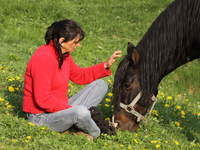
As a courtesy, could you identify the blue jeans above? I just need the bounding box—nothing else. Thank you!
[27,79,108,138]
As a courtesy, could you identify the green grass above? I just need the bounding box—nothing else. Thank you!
[0,0,199,149]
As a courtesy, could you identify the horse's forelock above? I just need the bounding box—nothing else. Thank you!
[112,57,130,108]
[113,57,130,89]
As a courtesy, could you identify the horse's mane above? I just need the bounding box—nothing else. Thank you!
[138,0,200,94]
[113,0,200,108]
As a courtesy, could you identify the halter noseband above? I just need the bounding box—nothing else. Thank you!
[111,92,157,128]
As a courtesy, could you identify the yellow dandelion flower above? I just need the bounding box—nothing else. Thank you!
[24,139,29,143]
[175,121,180,127]
[190,142,196,147]
[27,122,36,126]
[5,102,10,106]
[120,144,124,147]
[180,111,186,116]
[0,97,5,102]
[68,83,73,88]
[175,105,182,110]
[104,104,110,107]
[133,139,139,144]
[11,139,18,143]
[26,136,32,140]
[185,98,189,102]
[107,79,112,84]
[105,98,111,103]
[8,77,15,81]
[164,104,170,107]
[151,110,159,116]
[128,145,132,150]
[157,91,165,99]
[174,140,180,145]
[8,78,13,82]
[40,127,46,130]
[15,76,20,80]
[104,143,108,146]
[8,86,15,92]
[181,115,185,119]
[150,140,159,144]
[105,117,110,121]
[155,144,161,149]
[176,94,182,99]
[15,87,19,91]
[6,104,14,109]
[166,96,173,100]
[107,92,113,97]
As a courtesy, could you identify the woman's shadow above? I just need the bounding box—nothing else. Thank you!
[3,80,26,118]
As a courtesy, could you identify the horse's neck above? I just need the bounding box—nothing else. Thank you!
[137,0,200,95]
[139,45,199,96]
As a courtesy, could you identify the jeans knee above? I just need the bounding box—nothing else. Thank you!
[92,127,101,138]
[75,106,101,138]
[95,79,108,94]
[76,106,91,121]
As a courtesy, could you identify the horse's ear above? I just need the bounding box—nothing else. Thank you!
[127,42,140,65]
[127,42,135,56]
[132,49,140,65]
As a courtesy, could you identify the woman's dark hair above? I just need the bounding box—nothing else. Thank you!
[45,19,85,68]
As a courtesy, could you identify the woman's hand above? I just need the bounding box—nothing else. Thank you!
[104,50,122,69]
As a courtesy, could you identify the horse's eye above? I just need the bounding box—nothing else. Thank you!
[124,83,130,88]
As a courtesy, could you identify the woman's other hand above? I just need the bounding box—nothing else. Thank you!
[104,50,122,69]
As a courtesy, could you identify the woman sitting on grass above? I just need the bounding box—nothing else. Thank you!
[22,19,121,139]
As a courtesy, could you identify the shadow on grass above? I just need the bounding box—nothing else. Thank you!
[3,81,26,118]
[155,101,200,143]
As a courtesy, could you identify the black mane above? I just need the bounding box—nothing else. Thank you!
[138,0,200,94]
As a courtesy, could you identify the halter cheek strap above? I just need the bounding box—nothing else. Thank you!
[120,92,144,122]
[120,103,145,122]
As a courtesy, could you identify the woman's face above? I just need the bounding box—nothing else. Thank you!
[60,36,81,54]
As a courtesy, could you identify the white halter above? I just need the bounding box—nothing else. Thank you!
[111,92,157,127]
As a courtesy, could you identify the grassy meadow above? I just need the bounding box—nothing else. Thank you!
[0,0,199,149]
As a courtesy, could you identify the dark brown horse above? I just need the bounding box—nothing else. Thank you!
[112,0,200,131]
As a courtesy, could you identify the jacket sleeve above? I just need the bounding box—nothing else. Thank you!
[31,55,68,112]
[69,55,112,85]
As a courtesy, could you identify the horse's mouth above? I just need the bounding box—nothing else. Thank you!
[112,109,139,132]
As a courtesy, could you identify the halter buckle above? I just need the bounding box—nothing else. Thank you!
[126,106,132,112]
[119,92,157,122]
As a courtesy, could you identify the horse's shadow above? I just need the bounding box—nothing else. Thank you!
[155,101,200,143]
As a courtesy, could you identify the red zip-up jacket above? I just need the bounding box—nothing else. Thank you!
[22,42,112,114]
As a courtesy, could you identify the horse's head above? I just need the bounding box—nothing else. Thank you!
[112,42,157,131]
